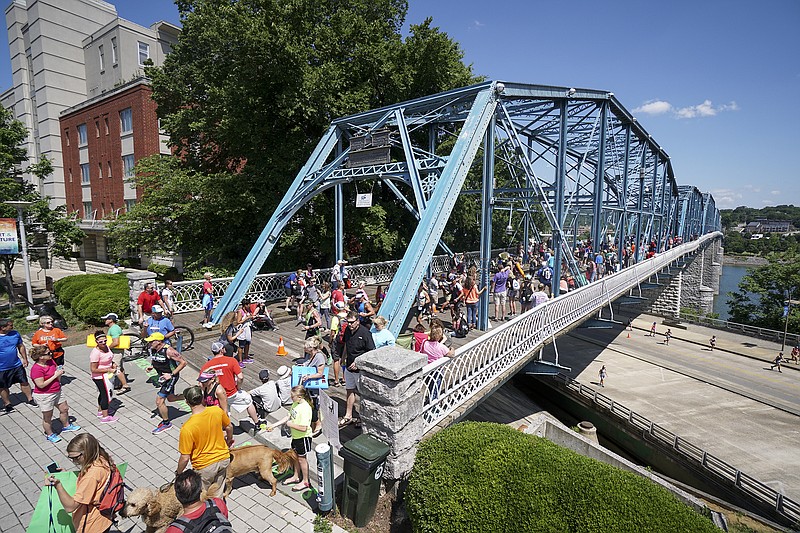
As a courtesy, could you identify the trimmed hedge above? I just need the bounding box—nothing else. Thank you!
[53,273,129,325]
[405,422,717,533]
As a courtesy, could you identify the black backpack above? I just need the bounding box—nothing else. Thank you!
[169,500,233,533]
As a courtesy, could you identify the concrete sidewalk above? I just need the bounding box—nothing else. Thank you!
[0,342,347,533]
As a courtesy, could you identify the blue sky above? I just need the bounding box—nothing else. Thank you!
[2,0,798,209]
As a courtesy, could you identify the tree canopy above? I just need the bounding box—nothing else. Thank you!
[727,251,800,334]
[0,106,85,301]
[111,0,482,271]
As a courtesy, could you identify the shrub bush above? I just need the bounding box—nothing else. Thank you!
[405,422,718,533]
[53,274,129,325]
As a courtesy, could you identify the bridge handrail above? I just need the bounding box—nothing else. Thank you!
[167,249,509,314]
[420,232,722,433]
[551,372,800,524]
[677,313,800,348]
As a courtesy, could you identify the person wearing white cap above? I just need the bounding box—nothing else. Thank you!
[103,313,130,393]
[328,302,348,386]
[330,259,345,290]
[276,365,292,405]
[144,305,176,345]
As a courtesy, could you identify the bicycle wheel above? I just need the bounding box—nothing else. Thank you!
[121,332,148,362]
[174,325,195,351]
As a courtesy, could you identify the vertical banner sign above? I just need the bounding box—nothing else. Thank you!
[0,218,19,255]
[318,389,341,451]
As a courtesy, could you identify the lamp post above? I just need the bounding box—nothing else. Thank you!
[4,200,38,320]
[781,288,795,353]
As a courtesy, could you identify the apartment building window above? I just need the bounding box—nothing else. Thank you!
[122,155,135,177]
[138,41,150,66]
[125,199,136,212]
[68,169,73,183]
[77,124,87,145]
[98,162,103,178]
[95,121,100,137]
[99,44,105,71]
[111,37,117,65]
[108,161,112,178]
[83,202,93,219]
[120,108,132,134]
[104,117,109,135]
[80,163,90,184]
[65,130,70,146]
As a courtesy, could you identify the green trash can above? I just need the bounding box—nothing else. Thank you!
[339,434,391,527]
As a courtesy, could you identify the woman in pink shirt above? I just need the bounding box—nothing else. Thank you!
[420,327,454,401]
[89,331,117,423]
[29,345,81,443]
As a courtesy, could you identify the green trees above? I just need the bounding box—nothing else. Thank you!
[406,422,718,533]
[110,0,480,271]
[0,107,84,302]
[727,252,800,333]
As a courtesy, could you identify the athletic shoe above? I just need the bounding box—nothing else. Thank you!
[46,433,62,443]
[99,416,118,423]
[97,411,103,417]
[3,404,13,413]
[152,421,172,434]
[284,307,291,312]
[62,424,81,432]
[27,399,38,407]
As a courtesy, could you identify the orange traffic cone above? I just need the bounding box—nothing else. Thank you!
[276,337,287,356]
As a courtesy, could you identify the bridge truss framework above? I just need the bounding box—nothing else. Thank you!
[212,81,721,336]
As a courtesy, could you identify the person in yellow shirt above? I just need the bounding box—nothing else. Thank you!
[268,385,313,492]
[175,386,233,497]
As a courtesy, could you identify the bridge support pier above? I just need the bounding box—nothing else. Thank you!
[357,346,427,480]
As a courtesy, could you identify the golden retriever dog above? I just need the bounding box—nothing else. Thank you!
[120,482,217,533]
[225,444,297,497]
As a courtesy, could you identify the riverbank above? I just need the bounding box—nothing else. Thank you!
[723,254,768,267]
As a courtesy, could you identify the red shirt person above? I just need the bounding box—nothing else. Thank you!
[137,282,163,326]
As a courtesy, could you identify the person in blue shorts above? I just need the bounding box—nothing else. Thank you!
[0,318,36,412]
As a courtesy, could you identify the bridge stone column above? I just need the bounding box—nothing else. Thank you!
[358,346,427,480]
[127,271,156,324]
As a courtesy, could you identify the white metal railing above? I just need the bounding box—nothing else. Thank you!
[678,313,800,348]
[552,372,800,525]
[168,249,508,314]
[420,232,723,433]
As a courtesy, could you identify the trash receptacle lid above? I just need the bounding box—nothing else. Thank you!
[340,434,390,462]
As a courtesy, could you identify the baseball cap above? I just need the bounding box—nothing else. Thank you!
[144,332,165,342]
[151,305,163,313]
[197,371,216,382]
[277,365,290,379]
[101,312,119,321]
[258,369,270,382]
[211,341,225,354]
[334,301,346,310]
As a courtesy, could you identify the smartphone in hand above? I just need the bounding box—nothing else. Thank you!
[46,462,60,474]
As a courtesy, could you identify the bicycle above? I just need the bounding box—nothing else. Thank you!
[121,325,195,362]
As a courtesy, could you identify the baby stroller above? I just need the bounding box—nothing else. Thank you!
[252,303,278,331]
[452,311,469,338]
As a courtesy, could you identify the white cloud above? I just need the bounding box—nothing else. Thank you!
[675,100,739,119]
[470,20,485,30]
[633,100,672,115]
[710,188,743,209]
[633,99,739,119]
[771,190,781,195]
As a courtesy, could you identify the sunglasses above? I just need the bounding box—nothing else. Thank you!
[347,319,358,324]
[68,452,83,462]
[43,321,53,325]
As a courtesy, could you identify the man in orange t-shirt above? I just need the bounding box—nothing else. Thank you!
[199,342,260,429]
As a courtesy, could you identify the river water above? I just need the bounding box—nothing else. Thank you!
[712,264,751,320]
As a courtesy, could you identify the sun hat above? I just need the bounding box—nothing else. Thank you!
[277,365,291,379]
[197,371,216,382]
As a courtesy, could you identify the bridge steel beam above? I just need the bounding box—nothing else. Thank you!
[209,80,720,333]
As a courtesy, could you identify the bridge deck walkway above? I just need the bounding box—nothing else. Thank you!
[545,316,800,502]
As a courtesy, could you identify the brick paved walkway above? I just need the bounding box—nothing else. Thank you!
[0,343,347,533]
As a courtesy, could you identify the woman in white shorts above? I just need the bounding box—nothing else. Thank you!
[29,346,81,443]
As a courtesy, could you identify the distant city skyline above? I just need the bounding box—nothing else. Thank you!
[2,0,797,210]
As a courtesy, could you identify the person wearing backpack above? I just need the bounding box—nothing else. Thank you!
[166,469,232,533]
[46,432,123,533]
